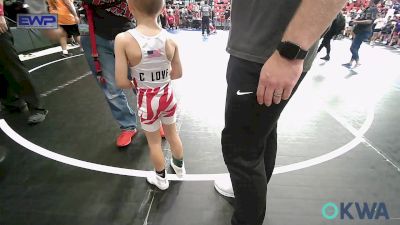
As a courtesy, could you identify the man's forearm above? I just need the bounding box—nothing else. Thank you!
[283,0,347,50]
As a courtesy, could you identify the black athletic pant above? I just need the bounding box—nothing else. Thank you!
[202,16,210,35]
[0,28,43,110]
[318,34,334,56]
[221,56,307,225]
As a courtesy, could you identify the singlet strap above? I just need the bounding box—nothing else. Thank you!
[126,29,167,49]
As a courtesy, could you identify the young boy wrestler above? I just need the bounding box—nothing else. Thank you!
[115,0,185,190]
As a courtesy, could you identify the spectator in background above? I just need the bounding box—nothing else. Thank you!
[48,0,82,57]
[381,16,395,43]
[343,0,379,68]
[389,17,400,47]
[167,11,176,29]
[80,0,138,148]
[159,7,167,29]
[384,0,393,8]
[370,13,387,45]
[318,12,346,61]
[224,5,230,30]
[0,0,48,124]
[200,0,211,37]
[174,6,180,29]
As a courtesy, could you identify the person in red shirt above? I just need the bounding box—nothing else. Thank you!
[174,7,180,28]
[167,12,175,29]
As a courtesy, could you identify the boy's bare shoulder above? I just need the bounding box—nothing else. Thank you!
[115,32,131,44]
[166,37,178,49]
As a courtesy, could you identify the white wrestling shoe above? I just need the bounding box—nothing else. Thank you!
[170,158,186,178]
[147,171,169,190]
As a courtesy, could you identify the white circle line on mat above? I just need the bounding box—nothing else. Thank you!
[0,53,374,181]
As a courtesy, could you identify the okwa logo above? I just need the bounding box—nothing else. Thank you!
[322,202,390,220]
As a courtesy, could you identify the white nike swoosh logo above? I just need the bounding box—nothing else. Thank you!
[236,90,253,96]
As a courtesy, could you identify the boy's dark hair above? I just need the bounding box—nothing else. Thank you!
[132,0,164,16]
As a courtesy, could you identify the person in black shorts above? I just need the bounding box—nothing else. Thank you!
[60,24,81,46]
[48,0,82,57]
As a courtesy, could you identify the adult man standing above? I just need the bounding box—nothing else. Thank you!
[200,0,211,37]
[81,0,138,147]
[213,0,347,225]
[343,0,379,68]
[0,0,48,124]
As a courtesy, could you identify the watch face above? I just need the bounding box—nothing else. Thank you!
[280,42,299,60]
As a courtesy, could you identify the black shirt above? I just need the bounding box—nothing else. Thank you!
[353,6,378,34]
[93,8,134,40]
[224,9,230,19]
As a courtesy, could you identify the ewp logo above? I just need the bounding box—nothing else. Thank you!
[17,14,58,29]
[322,202,390,220]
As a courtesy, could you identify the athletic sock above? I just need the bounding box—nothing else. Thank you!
[172,156,183,168]
[156,169,166,178]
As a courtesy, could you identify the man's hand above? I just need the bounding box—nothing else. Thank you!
[256,52,303,106]
[0,16,7,34]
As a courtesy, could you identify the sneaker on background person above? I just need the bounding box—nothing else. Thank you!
[214,174,235,198]
[28,109,49,125]
[61,51,73,58]
[116,129,138,148]
[320,55,330,61]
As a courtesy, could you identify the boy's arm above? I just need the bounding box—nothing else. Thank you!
[115,33,132,89]
[170,41,183,80]
[62,0,79,22]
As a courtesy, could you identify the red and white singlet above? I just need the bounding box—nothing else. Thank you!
[127,29,177,132]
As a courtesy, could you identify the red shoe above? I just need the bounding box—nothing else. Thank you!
[160,126,165,138]
[116,129,137,147]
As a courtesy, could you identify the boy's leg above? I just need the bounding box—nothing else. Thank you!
[144,122,169,190]
[59,26,69,55]
[162,122,183,160]
[144,128,165,172]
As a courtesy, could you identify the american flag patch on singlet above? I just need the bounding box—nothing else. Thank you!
[147,49,162,58]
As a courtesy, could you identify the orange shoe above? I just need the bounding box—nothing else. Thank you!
[160,126,165,138]
[116,129,137,147]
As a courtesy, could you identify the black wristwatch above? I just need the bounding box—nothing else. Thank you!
[277,41,308,60]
